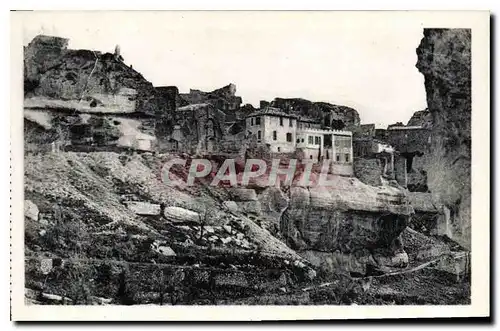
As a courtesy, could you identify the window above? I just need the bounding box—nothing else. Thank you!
[314,136,320,145]
[279,117,283,126]
[257,130,261,141]
[310,155,313,159]
[289,118,293,127]
[345,154,350,163]
[273,131,277,141]
[296,138,300,143]
[256,117,261,125]
[308,136,313,144]
[336,154,340,162]
[251,118,254,126]
[286,133,292,142]
[301,138,304,143]
[277,147,281,152]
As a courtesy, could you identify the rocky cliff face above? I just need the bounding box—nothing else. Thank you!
[24,35,157,114]
[269,98,361,129]
[416,29,471,247]
[23,35,198,152]
[407,109,432,127]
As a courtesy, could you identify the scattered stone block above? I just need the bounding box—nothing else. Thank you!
[163,206,200,223]
[124,201,160,216]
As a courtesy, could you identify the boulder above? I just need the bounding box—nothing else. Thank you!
[281,178,413,273]
[222,200,239,213]
[24,200,39,221]
[163,206,200,223]
[124,201,161,216]
[151,241,176,257]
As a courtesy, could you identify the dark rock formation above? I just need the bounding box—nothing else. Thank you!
[416,28,471,246]
[270,98,360,129]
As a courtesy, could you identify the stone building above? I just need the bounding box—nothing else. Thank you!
[245,107,353,174]
[385,125,432,155]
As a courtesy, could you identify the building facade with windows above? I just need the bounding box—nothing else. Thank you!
[245,107,353,173]
[246,107,298,153]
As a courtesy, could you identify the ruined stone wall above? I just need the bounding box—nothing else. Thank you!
[157,104,226,154]
[385,128,431,154]
[394,155,407,187]
[154,86,186,112]
[384,127,431,193]
[353,158,383,186]
[180,83,243,111]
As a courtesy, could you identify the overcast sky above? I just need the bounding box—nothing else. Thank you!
[20,11,428,127]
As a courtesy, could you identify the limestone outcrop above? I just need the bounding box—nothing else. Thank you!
[24,35,156,114]
[416,29,471,246]
[279,177,412,275]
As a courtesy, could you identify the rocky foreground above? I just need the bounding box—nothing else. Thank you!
[24,151,470,305]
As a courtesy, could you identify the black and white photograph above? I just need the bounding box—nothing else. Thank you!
[9,10,490,321]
